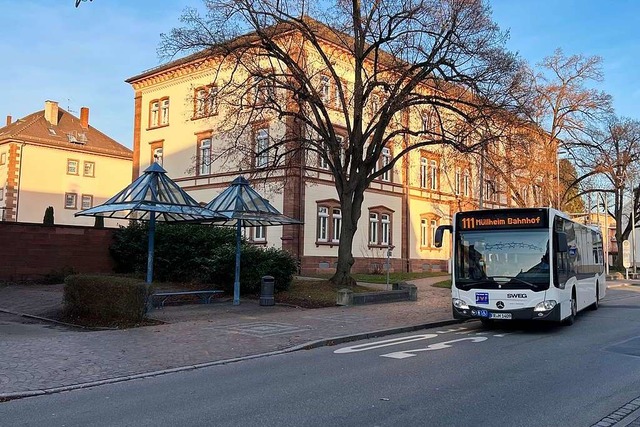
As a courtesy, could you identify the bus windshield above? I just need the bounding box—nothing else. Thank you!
[455,229,550,290]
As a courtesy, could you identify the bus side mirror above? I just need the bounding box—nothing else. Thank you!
[435,225,453,248]
[555,232,568,252]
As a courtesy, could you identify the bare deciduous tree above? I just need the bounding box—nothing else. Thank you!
[520,49,612,209]
[160,0,527,286]
[571,116,640,268]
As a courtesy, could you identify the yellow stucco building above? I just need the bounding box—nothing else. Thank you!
[126,20,543,274]
[0,101,132,226]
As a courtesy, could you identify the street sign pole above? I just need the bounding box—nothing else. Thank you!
[623,239,631,280]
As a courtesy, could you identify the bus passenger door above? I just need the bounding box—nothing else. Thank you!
[555,232,569,288]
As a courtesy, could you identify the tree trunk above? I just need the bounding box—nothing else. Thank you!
[330,189,365,287]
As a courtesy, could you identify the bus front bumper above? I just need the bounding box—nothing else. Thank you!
[452,304,562,322]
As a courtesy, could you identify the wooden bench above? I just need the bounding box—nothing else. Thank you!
[151,290,225,308]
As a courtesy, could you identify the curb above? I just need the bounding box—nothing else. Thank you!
[0,308,95,330]
[0,318,465,402]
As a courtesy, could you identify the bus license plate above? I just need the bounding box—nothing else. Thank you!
[490,312,512,320]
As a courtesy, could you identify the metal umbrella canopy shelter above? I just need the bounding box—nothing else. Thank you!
[205,176,302,305]
[75,163,222,283]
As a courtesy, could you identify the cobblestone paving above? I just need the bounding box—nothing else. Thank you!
[0,278,452,395]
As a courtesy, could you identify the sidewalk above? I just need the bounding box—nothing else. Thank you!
[0,276,456,398]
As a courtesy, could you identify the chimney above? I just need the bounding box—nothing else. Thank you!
[80,107,89,129]
[44,100,59,126]
[5,115,11,126]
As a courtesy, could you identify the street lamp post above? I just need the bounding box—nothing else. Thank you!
[632,178,637,275]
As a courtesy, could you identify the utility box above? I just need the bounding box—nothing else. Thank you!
[260,275,275,306]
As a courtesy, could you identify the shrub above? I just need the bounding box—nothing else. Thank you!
[42,266,76,285]
[109,222,298,292]
[110,221,149,275]
[64,274,150,324]
[43,206,54,226]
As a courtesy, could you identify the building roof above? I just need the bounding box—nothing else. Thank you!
[0,107,132,159]
[125,16,386,86]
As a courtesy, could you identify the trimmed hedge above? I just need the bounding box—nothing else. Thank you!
[109,222,297,293]
[64,275,150,323]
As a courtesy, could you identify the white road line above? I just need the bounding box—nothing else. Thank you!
[333,334,439,354]
[380,337,488,359]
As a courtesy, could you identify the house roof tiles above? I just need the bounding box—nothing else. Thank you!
[0,107,132,159]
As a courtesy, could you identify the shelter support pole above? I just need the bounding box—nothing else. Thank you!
[147,213,156,284]
[234,221,241,305]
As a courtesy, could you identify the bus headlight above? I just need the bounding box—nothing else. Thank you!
[453,298,469,310]
[534,300,557,312]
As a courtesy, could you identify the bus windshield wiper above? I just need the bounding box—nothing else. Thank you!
[488,276,539,288]
[456,279,496,290]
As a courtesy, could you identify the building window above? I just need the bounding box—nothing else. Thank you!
[455,168,461,195]
[149,97,169,128]
[369,213,378,244]
[319,141,330,170]
[83,161,95,177]
[371,94,379,114]
[320,75,331,103]
[317,206,329,242]
[160,99,170,125]
[420,157,427,188]
[81,194,93,210]
[316,200,342,244]
[150,101,159,127]
[420,215,441,249]
[253,226,266,242]
[380,147,391,182]
[0,187,4,200]
[255,128,269,168]
[67,159,79,175]
[252,76,274,105]
[332,208,342,242]
[153,147,163,165]
[429,159,438,190]
[0,152,5,165]
[521,185,529,205]
[199,139,212,175]
[381,214,390,245]
[430,220,438,247]
[421,113,431,133]
[194,85,218,118]
[64,193,77,209]
[369,207,394,247]
[421,219,428,246]
[421,108,438,135]
[464,170,470,197]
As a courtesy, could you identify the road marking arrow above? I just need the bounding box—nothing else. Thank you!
[380,337,488,359]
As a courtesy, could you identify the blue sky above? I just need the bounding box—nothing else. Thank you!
[1,0,638,149]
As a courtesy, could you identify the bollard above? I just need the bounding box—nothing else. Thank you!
[260,275,275,306]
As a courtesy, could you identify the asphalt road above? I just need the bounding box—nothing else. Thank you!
[3,287,640,427]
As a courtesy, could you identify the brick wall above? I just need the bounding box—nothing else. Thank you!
[0,222,116,281]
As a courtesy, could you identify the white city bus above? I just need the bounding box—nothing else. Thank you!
[435,208,605,326]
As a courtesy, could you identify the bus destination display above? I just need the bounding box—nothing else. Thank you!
[457,210,548,230]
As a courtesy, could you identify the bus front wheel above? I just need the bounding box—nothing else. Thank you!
[563,291,577,326]
[589,282,600,310]
[480,318,494,328]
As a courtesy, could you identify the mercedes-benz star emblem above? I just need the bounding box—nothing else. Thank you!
[496,301,505,309]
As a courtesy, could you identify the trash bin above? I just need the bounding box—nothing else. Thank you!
[260,275,275,306]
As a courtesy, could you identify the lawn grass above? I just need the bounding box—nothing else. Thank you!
[275,278,376,308]
[432,279,452,289]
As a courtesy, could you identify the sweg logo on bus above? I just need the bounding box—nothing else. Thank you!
[507,293,527,299]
